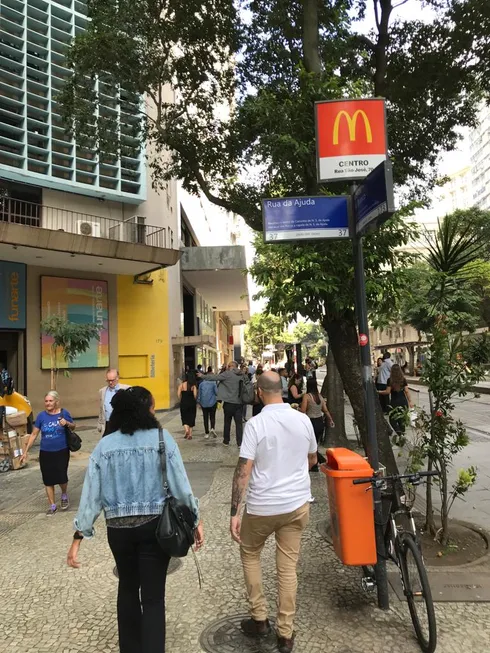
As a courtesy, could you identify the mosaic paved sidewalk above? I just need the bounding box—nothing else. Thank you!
[0,408,489,652]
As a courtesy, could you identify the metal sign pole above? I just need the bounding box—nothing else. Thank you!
[349,188,390,611]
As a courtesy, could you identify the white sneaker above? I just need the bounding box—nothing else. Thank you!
[204,434,209,439]
[211,429,217,438]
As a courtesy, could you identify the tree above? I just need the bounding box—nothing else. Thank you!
[250,218,417,472]
[291,322,326,360]
[59,0,490,470]
[41,316,101,390]
[405,216,486,545]
[400,261,481,336]
[244,312,289,360]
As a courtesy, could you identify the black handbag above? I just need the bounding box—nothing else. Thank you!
[155,428,196,558]
[62,409,82,452]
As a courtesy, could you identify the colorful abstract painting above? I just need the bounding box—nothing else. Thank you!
[41,276,109,369]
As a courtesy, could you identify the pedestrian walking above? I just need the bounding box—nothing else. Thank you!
[378,364,414,435]
[98,369,130,436]
[304,359,316,380]
[278,368,288,401]
[300,378,334,469]
[178,372,198,440]
[202,361,251,447]
[287,373,304,404]
[376,352,394,413]
[230,372,317,653]
[197,369,218,439]
[241,364,250,422]
[247,360,256,379]
[67,386,203,653]
[252,367,264,417]
[21,390,75,515]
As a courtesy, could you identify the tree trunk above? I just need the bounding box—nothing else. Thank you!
[325,316,398,474]
[324,346,349,447]
[373,0,393,97]
[408,345,415,376]
[302,0,322,75]
[424,390,437,536]
[440,460,449,546]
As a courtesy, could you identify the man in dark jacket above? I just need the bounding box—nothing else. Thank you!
[202,362,251,447]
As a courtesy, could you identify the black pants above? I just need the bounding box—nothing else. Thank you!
[223,402,243,446]
[310,416,325,444]
[376,383,389,413]
[202,404,217,433]
[107,518,171,653]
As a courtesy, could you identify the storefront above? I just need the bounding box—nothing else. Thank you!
[0,261,26,394]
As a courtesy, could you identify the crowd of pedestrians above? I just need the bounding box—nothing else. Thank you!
[8,342,421,653]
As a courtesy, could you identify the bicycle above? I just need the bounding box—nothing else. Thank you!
[353,470,439,653]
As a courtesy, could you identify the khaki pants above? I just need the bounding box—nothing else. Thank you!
[239,502,310,638]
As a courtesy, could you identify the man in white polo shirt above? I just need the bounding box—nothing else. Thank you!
[230,371,317,653]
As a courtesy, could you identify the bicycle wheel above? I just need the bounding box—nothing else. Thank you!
[398,534,437,653]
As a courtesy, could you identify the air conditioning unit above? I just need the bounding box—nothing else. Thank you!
[77,220,101,237]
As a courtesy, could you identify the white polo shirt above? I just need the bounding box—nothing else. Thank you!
[240,403,317,516]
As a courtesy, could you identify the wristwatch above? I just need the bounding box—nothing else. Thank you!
[73,531,84,540]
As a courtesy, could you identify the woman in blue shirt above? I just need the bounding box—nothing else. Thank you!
[21,390,75,515]
[67,386,204,653]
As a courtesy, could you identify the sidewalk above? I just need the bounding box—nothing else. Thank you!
[0,408,489,652]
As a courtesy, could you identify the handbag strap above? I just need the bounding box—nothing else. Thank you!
[158,426,203,588]
[158,427,169,495]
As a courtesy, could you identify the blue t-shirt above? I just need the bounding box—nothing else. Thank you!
[35,409,72,452]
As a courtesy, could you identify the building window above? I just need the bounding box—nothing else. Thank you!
[181,217,197,247]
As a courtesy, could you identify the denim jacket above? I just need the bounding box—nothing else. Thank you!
[197,379,218,408]
[74,428,199,538]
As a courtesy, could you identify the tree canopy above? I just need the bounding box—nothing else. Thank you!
[244,312,289,359]
[60,1,490,229]
[58,0,490,472]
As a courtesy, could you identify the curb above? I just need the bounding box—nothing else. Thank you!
[423,518,490,572]
[408,377,490,396]
[317,518,490,571]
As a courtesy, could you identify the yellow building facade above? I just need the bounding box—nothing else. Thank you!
[117,271,171,410]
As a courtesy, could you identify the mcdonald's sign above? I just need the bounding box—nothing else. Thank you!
[315,98,387,182]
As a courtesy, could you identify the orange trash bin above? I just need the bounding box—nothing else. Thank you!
[320,448,377,566]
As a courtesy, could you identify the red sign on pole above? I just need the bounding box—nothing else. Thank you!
[315,99,387,183]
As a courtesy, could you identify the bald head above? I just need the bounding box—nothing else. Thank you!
[257,372,283,405]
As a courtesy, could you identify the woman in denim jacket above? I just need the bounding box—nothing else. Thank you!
[67,386,204,653]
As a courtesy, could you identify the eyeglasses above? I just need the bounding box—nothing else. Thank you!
[106,378,118,384]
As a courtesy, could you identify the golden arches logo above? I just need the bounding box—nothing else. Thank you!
[332,110,373,145]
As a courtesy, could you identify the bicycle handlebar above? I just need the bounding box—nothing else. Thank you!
[352,470,439,485]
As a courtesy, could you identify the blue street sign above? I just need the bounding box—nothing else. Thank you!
[262,195,349,243]
[353,160,395,236]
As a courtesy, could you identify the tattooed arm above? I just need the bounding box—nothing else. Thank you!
[230,456,254,543]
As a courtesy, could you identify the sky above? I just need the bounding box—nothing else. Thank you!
[359,1,472,176]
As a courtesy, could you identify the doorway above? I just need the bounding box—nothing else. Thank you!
[0,331,25,395]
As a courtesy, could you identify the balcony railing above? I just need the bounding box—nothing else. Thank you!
[0,197,174,249]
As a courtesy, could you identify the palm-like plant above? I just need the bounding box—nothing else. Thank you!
[424,216,484,311]
[418,214,486,544]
